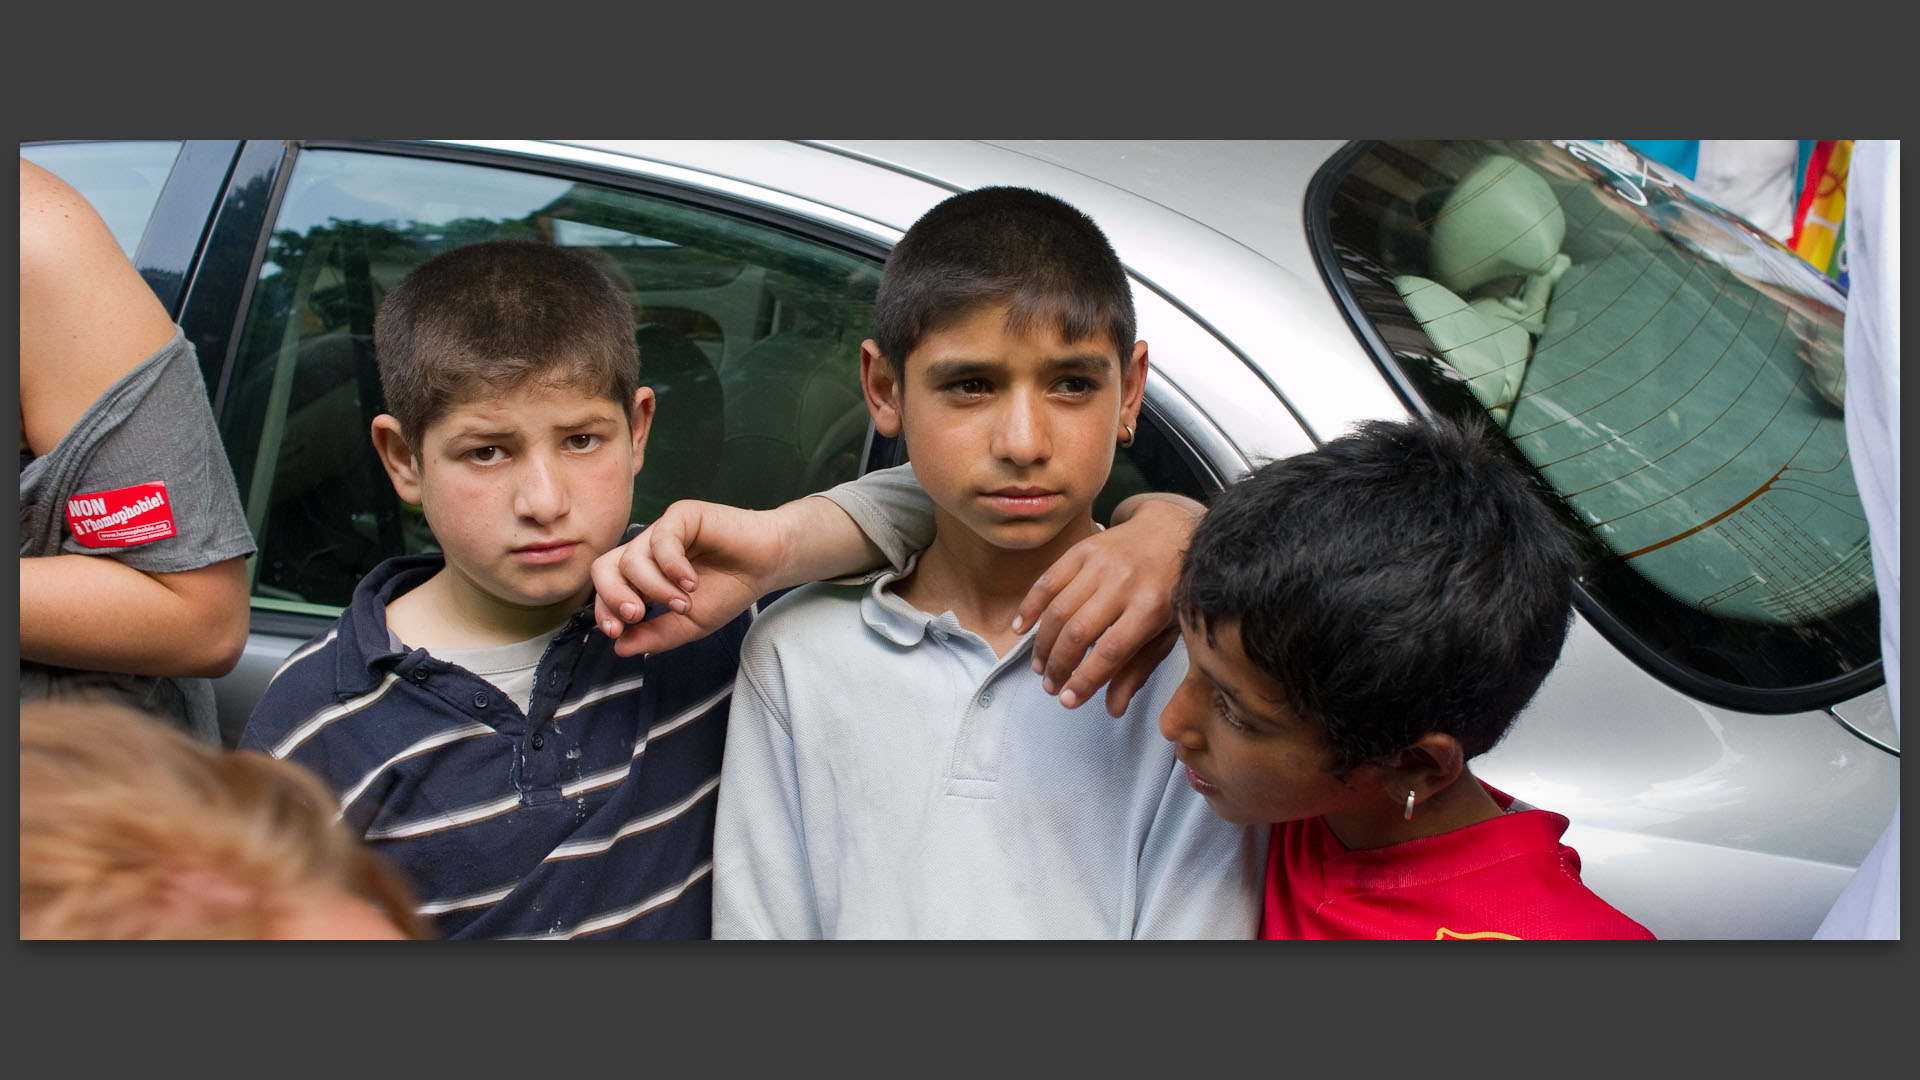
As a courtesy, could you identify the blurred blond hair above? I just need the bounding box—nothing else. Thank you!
[20,699,430,939]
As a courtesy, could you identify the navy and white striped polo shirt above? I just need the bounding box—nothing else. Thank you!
[239,550,747,939]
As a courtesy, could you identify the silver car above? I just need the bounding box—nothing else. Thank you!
[24,138,1895,939]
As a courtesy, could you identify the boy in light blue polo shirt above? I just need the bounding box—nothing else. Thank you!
[712,188,1264,938]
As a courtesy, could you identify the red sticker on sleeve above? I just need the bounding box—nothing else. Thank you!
[65,481,178,548]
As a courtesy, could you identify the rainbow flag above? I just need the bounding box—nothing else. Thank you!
[1791,139,1852,289]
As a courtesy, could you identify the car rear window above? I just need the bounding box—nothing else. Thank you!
[1312,139,1879,710]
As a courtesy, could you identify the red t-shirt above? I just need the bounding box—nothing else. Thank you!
[1261,783,1656,940]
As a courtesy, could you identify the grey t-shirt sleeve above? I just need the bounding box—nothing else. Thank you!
[19,330,255,574]
[813,463,934,573]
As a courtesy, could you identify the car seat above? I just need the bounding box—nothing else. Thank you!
[250,330,405,608]
[709,276,870,510]
[1392,154,1572,425]
[631,322,724,520]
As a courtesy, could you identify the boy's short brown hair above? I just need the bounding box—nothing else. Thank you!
[373,241,640,449]
[871,186,1136,372]
[19,699,430,939]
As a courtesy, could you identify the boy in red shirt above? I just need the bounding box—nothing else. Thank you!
[1160,416,1654,939]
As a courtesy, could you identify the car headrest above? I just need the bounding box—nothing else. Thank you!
[631,323,724,515]
[1429,155,1566,295]
[1392,275,1529,425]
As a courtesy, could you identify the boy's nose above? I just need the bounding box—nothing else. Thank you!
[1158,675,1207,749]
[993,390,1051,466]
[513,457,570,523]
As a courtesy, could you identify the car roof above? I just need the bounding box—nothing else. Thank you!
[499,138,1404,443]
[791,141,1340,274]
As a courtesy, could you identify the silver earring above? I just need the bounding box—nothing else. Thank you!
[1119,424,1136,448]
[1404,790,1416,821]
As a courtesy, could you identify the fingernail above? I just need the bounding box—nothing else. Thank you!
[602,620,619,637]
[1041,677,1057,696]
[1031,657,1044,675]
[669,598,688,614]
[619,602,640,622]
[681,578,697,592]
[1060,689,1079,708]
[1010,614,1024,633]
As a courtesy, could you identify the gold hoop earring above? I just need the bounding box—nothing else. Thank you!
[1119,423,1136,448]
[1404,790,1417,821]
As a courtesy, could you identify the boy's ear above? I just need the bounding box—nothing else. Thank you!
[1120,340,1149,433]
[1379,733,1469,808]
[369,414,423,504]
[626,386,657,476]
[859,339,903,438]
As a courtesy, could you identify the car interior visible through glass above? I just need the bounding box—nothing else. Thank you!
[1321,139,1877,702]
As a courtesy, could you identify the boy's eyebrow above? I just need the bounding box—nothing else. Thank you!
[1191,651,1282,719]
[442,408,624,441]
[440,422,517,442]
[919,353,1116,381]
[919,358,1000,381]
[549,411,625,431]
[1047,353,1119,374]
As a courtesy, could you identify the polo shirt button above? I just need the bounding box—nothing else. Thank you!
[411,669,428,682]
[531,734,545,750]
[473,692,488,709]
[979,690,993,706]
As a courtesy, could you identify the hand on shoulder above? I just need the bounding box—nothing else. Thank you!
[591,498,798,656]
[1017,492,1202,716]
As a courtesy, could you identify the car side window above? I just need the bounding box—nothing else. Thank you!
[20,141,183,259]
[218,148,882,616]
[1316,139,1878,707]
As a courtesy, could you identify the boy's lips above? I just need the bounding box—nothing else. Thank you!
[981,487,1063,516]
[512,540,581,565]
[1182,763,1220,797]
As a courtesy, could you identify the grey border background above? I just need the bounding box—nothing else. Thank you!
[7,4,1908,1074]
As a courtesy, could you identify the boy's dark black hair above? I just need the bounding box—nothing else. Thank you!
[871,186,1135,372]
[373,240,639,449]
[1175,415,1577,774]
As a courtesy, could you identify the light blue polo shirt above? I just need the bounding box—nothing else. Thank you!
[712,557,1266,939]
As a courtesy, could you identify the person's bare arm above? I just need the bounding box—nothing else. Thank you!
[18,157,179,455]
[19,157,251,679]
[593,471,1203,716]
[592,495,884,656]
[19,555,250,677]
[1015,492,1204,717]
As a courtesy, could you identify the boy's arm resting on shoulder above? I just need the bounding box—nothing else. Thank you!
[593,465,1199,717]
[809,462,935,571]
[1017,492,1204,717]
[592,465,931,657]
[711,653,823,939]
[590,493,894,658]
[19,555,250,678]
